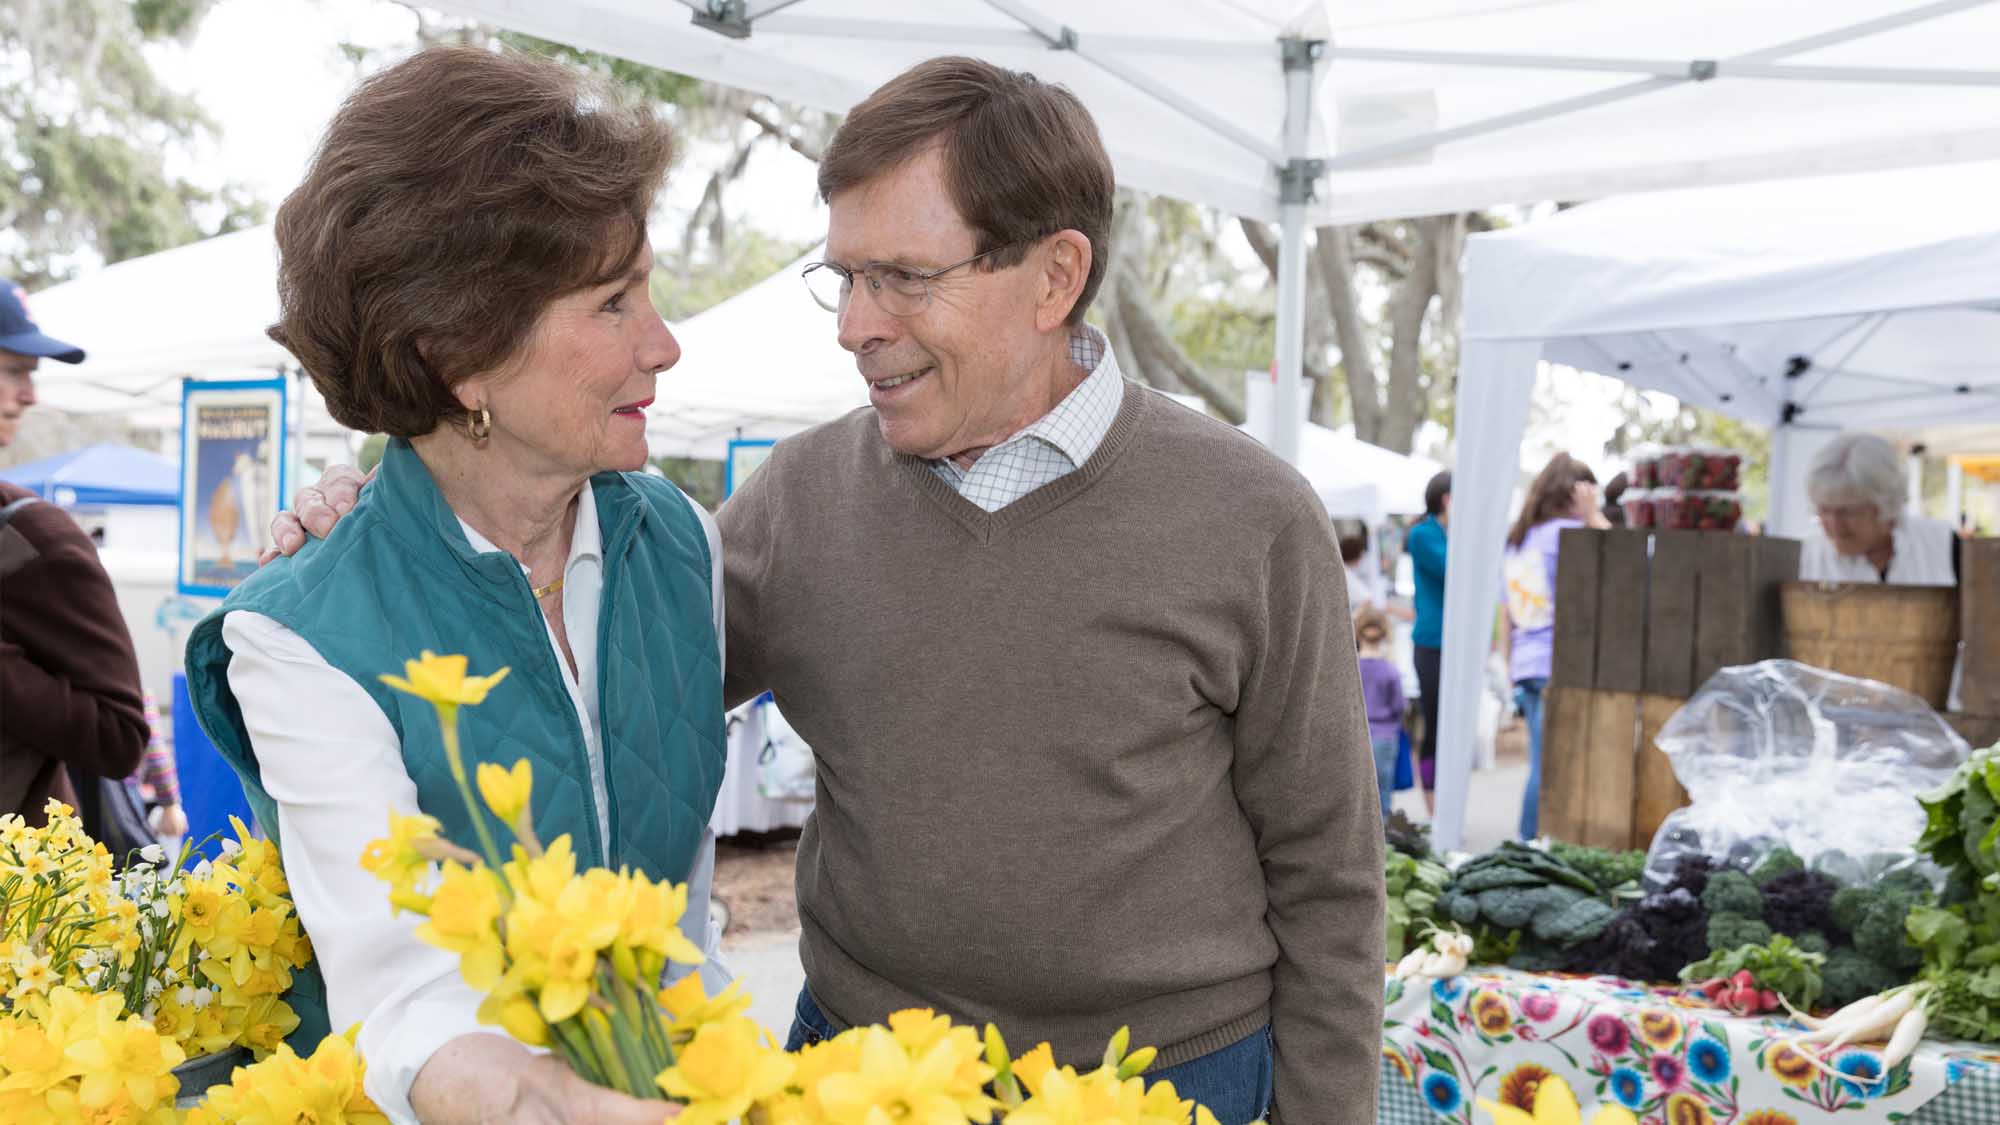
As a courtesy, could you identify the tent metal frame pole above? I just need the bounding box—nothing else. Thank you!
[755,16,1048,46]
[1726,62,2000,86]
[1733,0,1995,60]
[1327,46,2000,88]
[1270,38,1321,468]
[975,0,1284,164]
[1323,0,1994,171]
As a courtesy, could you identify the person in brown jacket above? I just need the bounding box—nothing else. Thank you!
[1,282,148,825]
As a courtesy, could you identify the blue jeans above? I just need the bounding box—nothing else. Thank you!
[1370,734,1399,820]
[783,987,1274,1124]
[1515,677,1548,839]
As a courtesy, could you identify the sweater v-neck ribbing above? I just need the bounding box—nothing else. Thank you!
[895,379,1149,542]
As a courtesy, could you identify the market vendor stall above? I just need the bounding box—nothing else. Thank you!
[1374,664,2000,1125]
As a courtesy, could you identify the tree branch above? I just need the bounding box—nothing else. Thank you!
[742,104,826,164]
[1114,268,1243,423]
[1238,217,1280,280]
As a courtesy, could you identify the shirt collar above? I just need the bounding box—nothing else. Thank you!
[947,324,1122,471]
[458,478,601,575]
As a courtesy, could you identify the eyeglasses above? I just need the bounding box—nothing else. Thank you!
[801,240,1027,317]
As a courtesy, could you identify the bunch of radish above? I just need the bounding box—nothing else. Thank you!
[1693,970,1783,1016]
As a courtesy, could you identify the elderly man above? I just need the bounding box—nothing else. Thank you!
[275,56,1382,1123]
[1,283,150,825]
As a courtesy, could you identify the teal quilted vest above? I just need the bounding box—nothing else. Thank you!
[184,438,724,1051]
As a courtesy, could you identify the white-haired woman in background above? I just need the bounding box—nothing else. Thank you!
[1800,432,1957,585]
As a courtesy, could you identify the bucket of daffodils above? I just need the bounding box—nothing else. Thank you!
[0,789,386,1121]
[358,651,1251,1125]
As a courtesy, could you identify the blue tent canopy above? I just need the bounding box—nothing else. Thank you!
[0,442,178,508]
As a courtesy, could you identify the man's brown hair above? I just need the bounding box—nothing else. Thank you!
[818,56,1113,326]
[269,46,675,438]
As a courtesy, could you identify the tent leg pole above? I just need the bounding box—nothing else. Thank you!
[1271,39,1322,467]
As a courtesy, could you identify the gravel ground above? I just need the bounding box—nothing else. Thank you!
[713,829,801,938]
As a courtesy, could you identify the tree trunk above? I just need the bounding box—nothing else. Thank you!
[1375,215,1463,454]
[1314,226,1384,443]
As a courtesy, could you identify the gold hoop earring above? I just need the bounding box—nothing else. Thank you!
[468,407,492,442]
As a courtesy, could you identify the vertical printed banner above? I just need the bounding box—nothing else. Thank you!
[725,438,777,498]
[180,379,287,597]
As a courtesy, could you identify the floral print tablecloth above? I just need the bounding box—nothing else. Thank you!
[1378,967,2000,1125]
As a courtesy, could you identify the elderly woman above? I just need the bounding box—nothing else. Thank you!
[1801,432,1957,585]
[184,48,721,1124]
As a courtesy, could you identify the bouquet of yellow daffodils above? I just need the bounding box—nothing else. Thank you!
[364,652,1240,1125]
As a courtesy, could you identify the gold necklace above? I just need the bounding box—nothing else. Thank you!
[532,574,565,600]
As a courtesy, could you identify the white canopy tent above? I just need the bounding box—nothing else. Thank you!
[650,247,867,459]
[26,225,294,426]
[24,227,873,462]
[428,0,2000,470]
[1435,159,2000,850]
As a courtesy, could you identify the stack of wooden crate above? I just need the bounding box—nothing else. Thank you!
[1539,529,1801,850]
[1958,538,2000,748]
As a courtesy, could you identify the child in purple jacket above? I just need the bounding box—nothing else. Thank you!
[1355,605,1406,820]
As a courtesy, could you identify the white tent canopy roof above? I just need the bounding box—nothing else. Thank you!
[1463,160,2000,434]
[430,0,2000,226]
[1432,159,2000,850]
[27,224,292,420]
[1236,418,1442,521]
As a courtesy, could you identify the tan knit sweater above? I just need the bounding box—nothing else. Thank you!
[718,382,1385,1121]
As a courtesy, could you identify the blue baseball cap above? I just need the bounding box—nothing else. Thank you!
[0,281,84,364]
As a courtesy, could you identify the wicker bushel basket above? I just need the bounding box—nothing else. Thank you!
[1780,581,1960,709]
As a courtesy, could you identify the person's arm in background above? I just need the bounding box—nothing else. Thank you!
[0,503,147,781]
[1231,494,1385,1123]
[138,690,188,837]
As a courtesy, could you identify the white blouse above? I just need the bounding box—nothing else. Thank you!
[221,479,731,1123]
[1800,512,1958,586]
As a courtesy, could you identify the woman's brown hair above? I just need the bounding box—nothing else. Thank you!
[1506,452,1598,548]
[269,46,675,438]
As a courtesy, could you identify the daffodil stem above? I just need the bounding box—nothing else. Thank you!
[548,1015,601,1084]
[437,708,504,870]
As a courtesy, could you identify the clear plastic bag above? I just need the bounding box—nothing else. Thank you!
[1642,659,1969,889]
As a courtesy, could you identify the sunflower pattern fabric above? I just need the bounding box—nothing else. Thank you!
[1376,966,2000,1125]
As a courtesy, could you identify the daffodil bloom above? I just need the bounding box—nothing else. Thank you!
[477,758,535,830]
[378,651,512,712]
[1479,1073,1640,1125]
[58,988,185,1111]
[658,976,755,1046]
[655,1016,796,1125]
[415,862,508,992]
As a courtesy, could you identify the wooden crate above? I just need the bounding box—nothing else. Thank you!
[1542,529,1798,850]
[1945,711,2000,750]
[1964,538,2000,716]
[1539,686,1690,851]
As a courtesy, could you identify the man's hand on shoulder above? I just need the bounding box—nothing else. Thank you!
[261,464,373,565]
